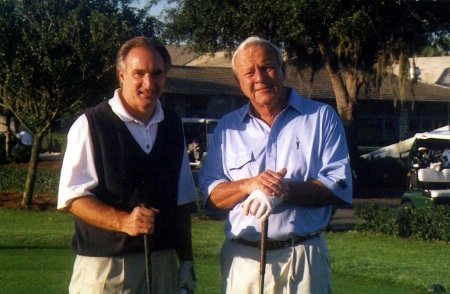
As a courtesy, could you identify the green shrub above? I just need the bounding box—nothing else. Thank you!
[409,206,450,241]
[0,165,60,196]
[41,132,67,153]
[355,204,404,236]
[355,204,450,241]
[0,135,27,163]
[1,132,67,164]
[10,144,32,163]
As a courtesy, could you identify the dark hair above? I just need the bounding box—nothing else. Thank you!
[116,36,172,80]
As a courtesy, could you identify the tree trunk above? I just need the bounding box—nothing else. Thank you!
[21,133,43,207]
[5,115,12,159]
[323,63,359,162]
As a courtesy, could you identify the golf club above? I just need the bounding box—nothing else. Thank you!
[141,203,152,294]
[260,219,268,294]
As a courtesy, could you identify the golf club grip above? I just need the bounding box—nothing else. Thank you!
[260,219,268,294]
[260,219,268,275]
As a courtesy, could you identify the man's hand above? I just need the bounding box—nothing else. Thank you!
[68,196,160,236]
[247,168,289,197]
[178,260,196,293]
[241,189,283,220]
[122,206,160,236]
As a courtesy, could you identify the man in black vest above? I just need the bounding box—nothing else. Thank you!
[58,37,197,293]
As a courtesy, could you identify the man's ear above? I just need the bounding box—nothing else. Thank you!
[118,69,125,85]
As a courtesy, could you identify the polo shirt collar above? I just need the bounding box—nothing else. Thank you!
[240,87,304,122]
[286,88,305,114]
[108,89,164,126]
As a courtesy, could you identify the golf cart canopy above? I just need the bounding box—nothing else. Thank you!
[413,125,450,146]
[360,125,450,159]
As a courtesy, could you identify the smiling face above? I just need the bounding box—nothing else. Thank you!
[233,44,286,110]
[118,46,166,124]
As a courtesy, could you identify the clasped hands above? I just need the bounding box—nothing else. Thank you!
[241,168,288,220]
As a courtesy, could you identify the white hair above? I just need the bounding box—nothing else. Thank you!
[231,36,284,73]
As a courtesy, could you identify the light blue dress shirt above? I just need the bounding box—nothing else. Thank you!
[199,89,352,241]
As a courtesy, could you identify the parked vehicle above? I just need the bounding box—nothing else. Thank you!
[401,125,450,209]
[182,118,219,168]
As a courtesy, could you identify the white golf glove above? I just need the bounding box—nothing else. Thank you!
[242,189,283,220]
[178,260,196,293]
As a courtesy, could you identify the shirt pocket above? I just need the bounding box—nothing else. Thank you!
[227,151,254,180]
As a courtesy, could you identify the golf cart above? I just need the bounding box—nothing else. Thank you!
[401,126,450,209]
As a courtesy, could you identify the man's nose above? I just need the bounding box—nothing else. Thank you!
[142,73,151,88]
[254,68,265,82]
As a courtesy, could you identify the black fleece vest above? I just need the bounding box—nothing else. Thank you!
[70,101,184,257]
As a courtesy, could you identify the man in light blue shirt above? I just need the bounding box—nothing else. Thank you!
[199,36,352,294]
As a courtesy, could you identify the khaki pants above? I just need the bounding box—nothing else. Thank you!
[220,234,332,294]
[69,250,178,294]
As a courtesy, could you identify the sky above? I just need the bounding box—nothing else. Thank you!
[132,0,174,20]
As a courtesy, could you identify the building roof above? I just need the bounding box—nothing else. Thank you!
[290,67,450,102]
[411,56,450,87]
[165,66,242,95]
[166,45,199,66]
[185,51,233,68]
[165,65,450,102]
[165,47,450,102]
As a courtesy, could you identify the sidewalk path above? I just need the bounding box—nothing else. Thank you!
[328,198,401,231]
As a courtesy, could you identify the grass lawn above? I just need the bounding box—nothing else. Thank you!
[1,209,448,293]
[328,231,448,294]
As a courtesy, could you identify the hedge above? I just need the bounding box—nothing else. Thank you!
[355,204,450,242]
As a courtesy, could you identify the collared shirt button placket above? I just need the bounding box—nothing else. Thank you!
[144,128,150,150]
[266,134,277,172]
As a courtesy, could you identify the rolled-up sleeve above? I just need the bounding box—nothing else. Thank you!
[316,107,352,204]
[57,115,98,210]
[198,122,229,207]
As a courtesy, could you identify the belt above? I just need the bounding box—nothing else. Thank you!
[234,232,319,251]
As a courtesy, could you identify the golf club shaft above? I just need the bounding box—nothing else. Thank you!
[260,219,268,294]
[144,234,151,294]
[141,204,152,294]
